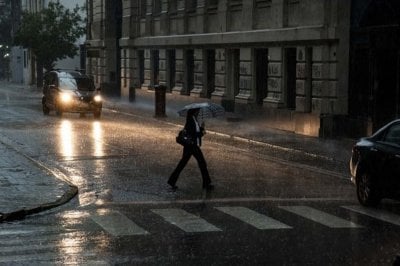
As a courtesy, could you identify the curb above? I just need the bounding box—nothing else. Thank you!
[0,185,78,222]
[0,135,79,223]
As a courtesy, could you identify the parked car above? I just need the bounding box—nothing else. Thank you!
[350,119,400,206]
[42,70,102,118]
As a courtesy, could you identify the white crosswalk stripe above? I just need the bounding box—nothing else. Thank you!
[215,206,292,229]
[279,206,362,228]
[343,205,400,226]
[91,209,149,236]
[151,208,222,233]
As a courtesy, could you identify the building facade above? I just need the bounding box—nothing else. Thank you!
[86,0,358,137]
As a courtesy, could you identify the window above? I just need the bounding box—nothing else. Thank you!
[140,0,146,17]
[208,0,218,7]
[255,0,271,8]
[186,0,197,12]
[229,0,242,10]
[207,0,218,12]
[153,0,161,15]
[384,124,400,146]
[169,0,177,14]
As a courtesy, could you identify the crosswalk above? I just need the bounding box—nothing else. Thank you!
[89,204,400,235]
[0,204,400,264]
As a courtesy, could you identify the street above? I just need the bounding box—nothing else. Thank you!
[0,84,400,265]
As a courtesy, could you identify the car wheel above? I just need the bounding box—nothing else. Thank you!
[93,110,101,119]
[356,171,381,206]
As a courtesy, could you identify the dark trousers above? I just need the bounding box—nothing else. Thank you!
[168,145,211,187]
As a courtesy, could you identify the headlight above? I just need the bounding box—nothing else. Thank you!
[94,95,102,102]
[60,93,72,103]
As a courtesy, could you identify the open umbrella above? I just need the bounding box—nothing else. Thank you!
[177,102,225,119]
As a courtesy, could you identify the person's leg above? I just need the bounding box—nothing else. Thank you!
[192,146,211,187]
[168,146,192,186]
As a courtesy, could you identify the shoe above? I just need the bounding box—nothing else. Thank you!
[168,181,178,191]
[203,184,214,191]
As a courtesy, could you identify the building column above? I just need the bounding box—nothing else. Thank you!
[235,48,254,105]
[212,48,227,102]
[264,47,284,108]
[159,49,167,86]
[131,49,141,89]
[120,48,128,98]
[142,49,151,89]
[295,47,312,113]
[191,49,205,97]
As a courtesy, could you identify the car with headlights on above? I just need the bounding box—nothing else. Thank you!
[42,70,102,118]
[350,119,400,206]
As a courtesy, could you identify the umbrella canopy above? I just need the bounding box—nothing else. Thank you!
[177,102,225,119]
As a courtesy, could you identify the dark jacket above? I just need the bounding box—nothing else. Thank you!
[184,115,204,146]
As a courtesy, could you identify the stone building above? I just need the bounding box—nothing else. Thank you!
[86,0,355,137]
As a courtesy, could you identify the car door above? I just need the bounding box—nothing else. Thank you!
[377,123,400,193]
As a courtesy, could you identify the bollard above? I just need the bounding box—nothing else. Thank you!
[154,84,167,117]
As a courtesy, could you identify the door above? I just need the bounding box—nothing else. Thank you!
[285,48,297,110]
[185,50,194,95]
[206,49,215,98]
[255,49,268,105]
[167,50,176,91]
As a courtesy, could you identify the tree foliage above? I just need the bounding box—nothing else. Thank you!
[0,0,12,45]
[13,2,85,70]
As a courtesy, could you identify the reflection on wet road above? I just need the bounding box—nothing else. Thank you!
[60,120,74,160]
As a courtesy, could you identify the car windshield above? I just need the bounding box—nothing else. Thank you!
[59,77,95,91]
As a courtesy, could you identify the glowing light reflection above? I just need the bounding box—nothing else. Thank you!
[60,210,91,226]
[60,120,74,160]
[92,121,104,157]
[56,211,111,263]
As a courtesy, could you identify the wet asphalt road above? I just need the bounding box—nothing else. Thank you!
[1,85,400,265]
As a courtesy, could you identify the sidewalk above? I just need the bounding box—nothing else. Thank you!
[0,82,356,222]
[0,135,77,222]
[105,89,356,165]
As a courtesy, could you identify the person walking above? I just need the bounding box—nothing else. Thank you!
[168,108,214,191]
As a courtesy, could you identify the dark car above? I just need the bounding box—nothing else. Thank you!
[350,119,400,206]
[42,70,102,118]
